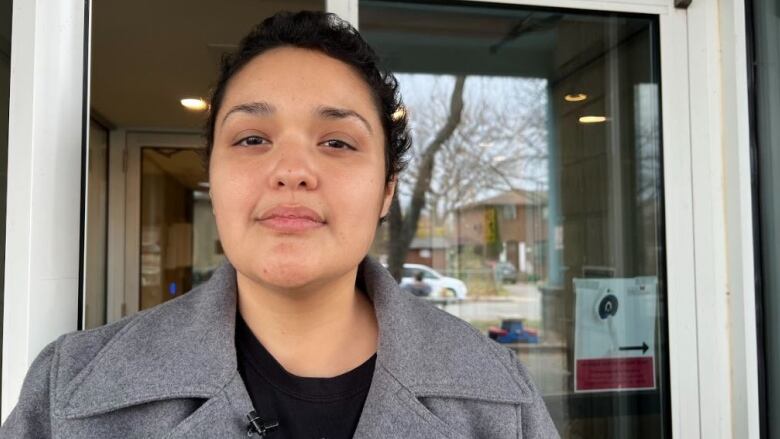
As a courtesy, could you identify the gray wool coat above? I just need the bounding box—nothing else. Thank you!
[1,257,559,438]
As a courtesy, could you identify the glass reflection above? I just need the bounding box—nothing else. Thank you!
[362,2,667,437]
[140,148,222,310]
[752,0,780,435]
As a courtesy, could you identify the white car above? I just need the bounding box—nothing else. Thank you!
[400,263,468,299]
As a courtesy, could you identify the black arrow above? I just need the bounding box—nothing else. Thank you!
[619,342,649,354]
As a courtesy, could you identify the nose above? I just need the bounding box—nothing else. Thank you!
[273,167,317,190]
[268,142,318,191]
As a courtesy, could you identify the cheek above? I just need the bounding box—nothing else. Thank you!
[329,170,385,233]
[209,155,264,225]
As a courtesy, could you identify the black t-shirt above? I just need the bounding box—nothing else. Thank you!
[235,313,376,439]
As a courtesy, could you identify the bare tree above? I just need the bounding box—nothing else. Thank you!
[428,77,548,216]
[385,75,548,281]
[387,76,466,281]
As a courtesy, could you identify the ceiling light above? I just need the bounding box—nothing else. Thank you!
[198,181,210,188]
[579,115,608,124]
[181,98,208,111]
[565,93,588,102]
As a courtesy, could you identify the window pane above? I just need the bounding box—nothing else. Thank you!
[752,0,780,436]
[140,148,212,309]
[362,2,668,436]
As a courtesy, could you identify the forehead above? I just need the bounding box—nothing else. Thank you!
[219,47,379,118]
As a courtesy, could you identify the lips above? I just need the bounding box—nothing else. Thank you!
[257,205,325,233]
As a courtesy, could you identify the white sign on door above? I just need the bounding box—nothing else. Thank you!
[573,277,658,393]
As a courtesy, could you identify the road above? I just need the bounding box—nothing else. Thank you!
[432,281,543,323]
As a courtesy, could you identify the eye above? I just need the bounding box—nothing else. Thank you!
[233,135,269,147]
[320,139,356,151]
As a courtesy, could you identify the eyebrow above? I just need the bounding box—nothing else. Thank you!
[316,106,373,134]
[220,101,374,135]
[221,101,276,127]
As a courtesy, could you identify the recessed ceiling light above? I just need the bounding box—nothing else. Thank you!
[565,93,588,102]
[197,181,210,188]
[579,115,608,124]
[181,98,208,111]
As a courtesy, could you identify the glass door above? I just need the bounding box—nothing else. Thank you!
[139,147,219,310]
[118,133,222,317]
[85,0,700,436]
[360,1,684,437]
[750,0,780,435]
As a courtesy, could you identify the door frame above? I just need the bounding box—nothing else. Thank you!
[1,0,758,436]
[1,0,88,421]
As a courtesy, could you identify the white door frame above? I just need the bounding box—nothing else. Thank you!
[1,0,88,421]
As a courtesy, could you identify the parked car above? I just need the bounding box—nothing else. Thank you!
[494,261,518,283]
[400,263,468,299]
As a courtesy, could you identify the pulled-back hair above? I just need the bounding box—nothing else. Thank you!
[204,10,411,184]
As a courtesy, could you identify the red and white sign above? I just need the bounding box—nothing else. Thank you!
[573,277,657,393]
[576,357,655,391]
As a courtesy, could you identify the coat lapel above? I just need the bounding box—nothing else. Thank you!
[354,258,534,438]
[55,263,252,433]
[359,258,533,404]
[353,365,469,439]
[163,373,253,438]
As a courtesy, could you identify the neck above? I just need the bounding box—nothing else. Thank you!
[236,267,378,378]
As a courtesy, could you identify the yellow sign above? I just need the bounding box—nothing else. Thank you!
[484,207,498,244]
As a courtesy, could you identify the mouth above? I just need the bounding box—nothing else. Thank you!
[258,216,325,233]
[256,205,326,233]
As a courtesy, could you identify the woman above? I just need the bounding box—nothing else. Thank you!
[1,11,557,438]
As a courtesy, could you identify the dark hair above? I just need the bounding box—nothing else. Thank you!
[204,11,411,184]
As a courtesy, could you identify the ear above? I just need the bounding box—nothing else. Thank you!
[379,177,397,218]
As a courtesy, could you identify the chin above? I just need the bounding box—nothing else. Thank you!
[249,257,325,290]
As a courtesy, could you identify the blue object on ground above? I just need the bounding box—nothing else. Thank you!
[488,319,539,344]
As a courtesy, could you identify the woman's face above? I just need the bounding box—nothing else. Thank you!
[209,47,395,290]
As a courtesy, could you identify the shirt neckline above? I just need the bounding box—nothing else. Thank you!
[235,312,376,402]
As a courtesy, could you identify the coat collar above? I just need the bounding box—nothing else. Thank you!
[57,257,531,419]
[358,257,533,404]
[57,262,243,418]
